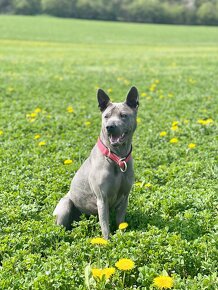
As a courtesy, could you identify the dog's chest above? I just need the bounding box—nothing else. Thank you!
[108,166,134,207]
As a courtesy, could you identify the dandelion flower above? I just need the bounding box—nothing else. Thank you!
[137,117,141,124]
[34,108,41,113]
[90,237,108,245]
[92,268,103,280]
[149,84,156,92]
[197,118,213,125]
[34,134,41,139]
[0,130,3,136]
[102,267,115,279]
[135,181,143,187]
[67,106,74,113]
[119,222,128,230]
[84,121,91,126]
[188,143,196,149]
[38,141,46,146]
[64,159,73,165]
[170,138,178,144]
[141,92,147,97]
[30,112,37,118]
[91,268,115,280]
[160,131,167,137]
[115,258,135,271]
[172,121,179,127]
[171,125,178,131]
[144,183,152,188]
[153,275,174,289]
[107,88,113,93]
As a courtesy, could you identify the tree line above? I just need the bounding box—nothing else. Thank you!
[0,0,218,25]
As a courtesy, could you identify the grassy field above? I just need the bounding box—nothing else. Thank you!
[0,15,217,289]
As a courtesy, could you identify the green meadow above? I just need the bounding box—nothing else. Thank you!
[0,15,217,289]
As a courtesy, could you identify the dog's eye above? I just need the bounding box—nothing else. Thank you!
[120,113,127,118]
[104,114,110,119]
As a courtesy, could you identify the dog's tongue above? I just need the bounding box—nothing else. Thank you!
[110,135,120,143]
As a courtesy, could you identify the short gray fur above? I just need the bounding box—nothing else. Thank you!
[53,86,139,239]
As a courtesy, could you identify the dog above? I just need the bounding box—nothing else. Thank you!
[53,86,139,239]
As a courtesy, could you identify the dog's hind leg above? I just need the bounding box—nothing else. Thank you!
[53,196,81,230]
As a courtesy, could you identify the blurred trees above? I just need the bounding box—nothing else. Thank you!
[12,0,41,15]
[0,0,218,25]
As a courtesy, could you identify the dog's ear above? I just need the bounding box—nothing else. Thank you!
[125,86,139,109]
[97,89,110,112]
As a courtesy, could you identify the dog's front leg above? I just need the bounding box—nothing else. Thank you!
[115,194,129,226]
[97,197,110,239]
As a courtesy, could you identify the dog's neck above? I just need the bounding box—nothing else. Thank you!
[100,130,132,158]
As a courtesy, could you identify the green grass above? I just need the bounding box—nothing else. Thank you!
[0,15,217,289]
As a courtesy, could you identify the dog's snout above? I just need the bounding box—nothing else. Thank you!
[106,124,116,133]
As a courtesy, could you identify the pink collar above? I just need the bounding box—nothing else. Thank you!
[97,138,132,172]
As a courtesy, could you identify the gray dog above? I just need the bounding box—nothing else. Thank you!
[53,86,139,239]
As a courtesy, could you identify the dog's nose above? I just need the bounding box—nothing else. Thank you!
[106,124,116,133]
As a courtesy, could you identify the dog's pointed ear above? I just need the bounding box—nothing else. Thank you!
[97,89,110,112]
[126,86,139,109]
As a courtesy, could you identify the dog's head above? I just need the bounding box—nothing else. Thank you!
[97,86,139,147]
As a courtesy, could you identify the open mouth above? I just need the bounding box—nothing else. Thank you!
[109,132,127,146]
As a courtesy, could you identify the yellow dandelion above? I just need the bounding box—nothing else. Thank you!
[119,222,128,230]
[84,121,91,126]
[171,125,179,131]
[197,118,213,125]
[64,159,73,165]
[0,130,3,136]
[34,134,41,139]
[188,143,196,149]
[34,108,41,113]
[135,181,143,187]
[170,138,178,144]
[115,258,135,271]
[38,141,46,146]
[172,121,179,127]
[90,237,108,245]
[137,117,141,124]
[149,84,156,92]
[92,268,115,280]
[144,183,152,188]
[28,112,37,118]
[102,267,115,279]
[153,275,174,289]
[160,131,167,137]
[92,268,103,280]
[67,106,74,113]
[141,92,147,97]
[107,88,113,93]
